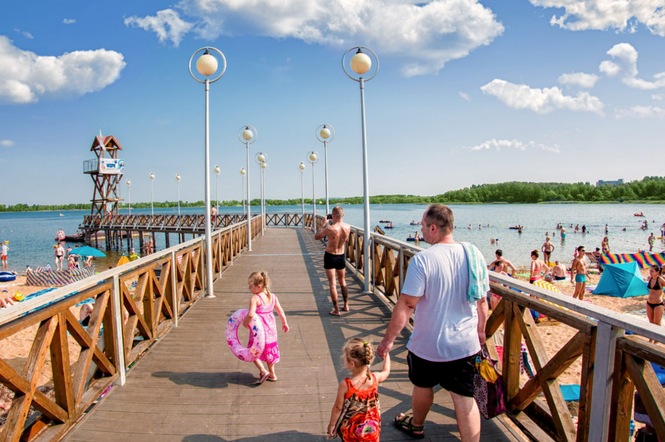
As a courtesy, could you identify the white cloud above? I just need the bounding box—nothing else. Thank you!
[63,19,76,25]
[14,28,33,39]
[459,91,471,102]
[529,0,665,36]
[654,94,663,100]
[615,105,665,119]
[480,79,605,115]
[131,0,504,76]
[557,72,599,88]
[124,9,194,47]
[599,43,665,90]
[0,35,126,104]
[465,139,561,153]
[0,140,15,147]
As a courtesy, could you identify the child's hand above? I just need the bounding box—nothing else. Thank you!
[243,322,251,329]
[282,323,289,333]
[327,423,336,438]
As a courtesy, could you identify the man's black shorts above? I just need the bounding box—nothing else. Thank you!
[407,351,478,398]
[324,252,346,270]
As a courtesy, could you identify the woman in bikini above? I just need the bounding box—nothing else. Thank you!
[646,265,665,333]
[529,250,547,283]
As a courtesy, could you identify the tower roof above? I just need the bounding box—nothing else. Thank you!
[90,135,122,152]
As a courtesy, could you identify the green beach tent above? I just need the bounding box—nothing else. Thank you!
[592,262,649,298]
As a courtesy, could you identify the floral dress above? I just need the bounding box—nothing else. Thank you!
[248,293,280,363]
[335,374,381,442]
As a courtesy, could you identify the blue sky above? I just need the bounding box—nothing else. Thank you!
[1,0,664,206]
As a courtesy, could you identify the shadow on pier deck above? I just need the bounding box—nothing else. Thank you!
[64,228,521,441]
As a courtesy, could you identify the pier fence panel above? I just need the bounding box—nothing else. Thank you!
[0,216,262,442]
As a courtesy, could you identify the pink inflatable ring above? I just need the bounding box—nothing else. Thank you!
[226,308,265,362]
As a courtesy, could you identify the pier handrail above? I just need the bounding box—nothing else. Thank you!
[0,214,264,442]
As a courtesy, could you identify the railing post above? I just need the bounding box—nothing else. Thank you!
[398,245,404,295]
[588,322,624,442]
[112,274,127,386]
[171,251,179,328]
[230,225,234,265]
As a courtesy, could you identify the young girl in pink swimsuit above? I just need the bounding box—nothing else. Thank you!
[242,271,289,384]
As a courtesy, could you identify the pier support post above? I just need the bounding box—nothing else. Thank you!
[112,274,127,386]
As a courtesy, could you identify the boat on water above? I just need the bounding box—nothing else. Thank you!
[379,220,391,223]
[64,234,85,243]
[634,212,645,217]
[409,222,422,226]
[406,237,420,242]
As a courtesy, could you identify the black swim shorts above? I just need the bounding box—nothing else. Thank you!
[324,252,346,270]
[407,351,478,398]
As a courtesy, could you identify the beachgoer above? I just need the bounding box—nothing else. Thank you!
[529,250,547,283]
[541,237,555,266]
[561,227,566,239]
[377,204,489,441]
[129,249,139,261]
[489,249,516,275]
[1,294,15,309]
[314,206,351,316]
[1,241,8,270]
[84,256,94,269]
[649,233,656,252]
[646,265,665,338]
[605,224,609,235]
[571,246,587,300]
[67,255,76,270]
[242,271,289,384]
[489,261,509,310]
[56,228,65,241]
[54,244,65,271]
[582,224,586,233]
[327,339,391,441]
[551,261,567,281]
[602,237,610,254]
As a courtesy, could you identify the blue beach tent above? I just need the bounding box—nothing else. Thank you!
[592,262,649,298]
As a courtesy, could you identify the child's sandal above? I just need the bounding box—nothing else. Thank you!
[254,372,270,385]
[394,413,425,439]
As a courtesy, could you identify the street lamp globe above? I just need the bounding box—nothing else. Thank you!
[149,172,155,181]
[214,165,221,175]
[320,125,331,140]
[351,48,372,75]
[309,152,318,162]
[261,162,268,169]
[298,162,306,171]
[126,179,131,186]
[240,168,246,175]
[242,127,254,141]
[175,174,181,182]
[257,153,266,163]
[196,50,218,76]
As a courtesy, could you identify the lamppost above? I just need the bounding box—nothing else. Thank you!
[126,179,131,215]
[254,152,267,236]
[342,46,379,293]
[306,151,319,229]
[189,47,227,298]
[316,124,335,216]
[240,168,246,215]
[238,126,257,251]
[214,165,220,214]
[261,161,268,233]
[298,162,306,228]
[175,174,181,216]
[149,172,155,216]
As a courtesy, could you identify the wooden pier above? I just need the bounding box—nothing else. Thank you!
[4,213,665,442]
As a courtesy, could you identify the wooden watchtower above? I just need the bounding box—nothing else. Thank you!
[84,135,124,218]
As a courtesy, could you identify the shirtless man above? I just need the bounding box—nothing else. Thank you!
[541,237,555,266]
[489,249,517,275]
[314,206,351,316]
[571,246,587,300]
[551,261,567,280]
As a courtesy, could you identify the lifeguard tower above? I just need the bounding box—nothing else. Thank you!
[83,135,125,218]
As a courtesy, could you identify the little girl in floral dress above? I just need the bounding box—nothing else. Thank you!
[241,271,289,384]
[327,338,391,441]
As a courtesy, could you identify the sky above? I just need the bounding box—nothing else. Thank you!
[1,0,664,206]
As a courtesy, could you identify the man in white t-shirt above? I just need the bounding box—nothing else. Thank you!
[377,204,488,441]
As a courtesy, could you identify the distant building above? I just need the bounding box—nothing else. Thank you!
[596,179,624,187]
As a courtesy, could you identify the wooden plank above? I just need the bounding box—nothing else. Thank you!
[575,330,596,442]
[502,302,522,403]
[49,312,75,418]
[618,335,665,368]
[607,349,634,442]
[486,298,506,337]
[624,353,665,441]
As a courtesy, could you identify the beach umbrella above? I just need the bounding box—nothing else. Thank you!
[592,262,648,298]
[69,246,106,258]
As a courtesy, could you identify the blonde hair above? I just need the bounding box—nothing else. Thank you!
[248,271,271,300]
[343,338,374,381]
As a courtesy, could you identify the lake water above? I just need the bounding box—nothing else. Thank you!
[1,203,663,272]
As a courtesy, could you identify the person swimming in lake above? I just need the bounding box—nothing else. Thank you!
[541,237,555,266]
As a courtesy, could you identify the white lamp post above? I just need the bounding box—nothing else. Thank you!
[343,46,379,293]
[298,162,306,228]
[254,152,267,236]
[175,174,181,216]
[261,161,268,233]
[214,165,220,214]
[126,179,131,215]
[316,124,335,216]
[149,172,155,216]
[240,168,246,216]
[238,126,257,251]
[189,47,227,298]
[306,151,319,229]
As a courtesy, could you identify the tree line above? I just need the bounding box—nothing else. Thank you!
[2,176,664,212]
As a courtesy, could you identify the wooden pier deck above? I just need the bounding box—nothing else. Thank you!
[63,228,521,441]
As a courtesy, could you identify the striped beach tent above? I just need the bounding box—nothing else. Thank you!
[600,252,665,269]
[26,268,94,287]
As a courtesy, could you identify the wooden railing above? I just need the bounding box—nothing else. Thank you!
[82,213,247,232]
[329,215,665,442]
[0,216,263,442]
